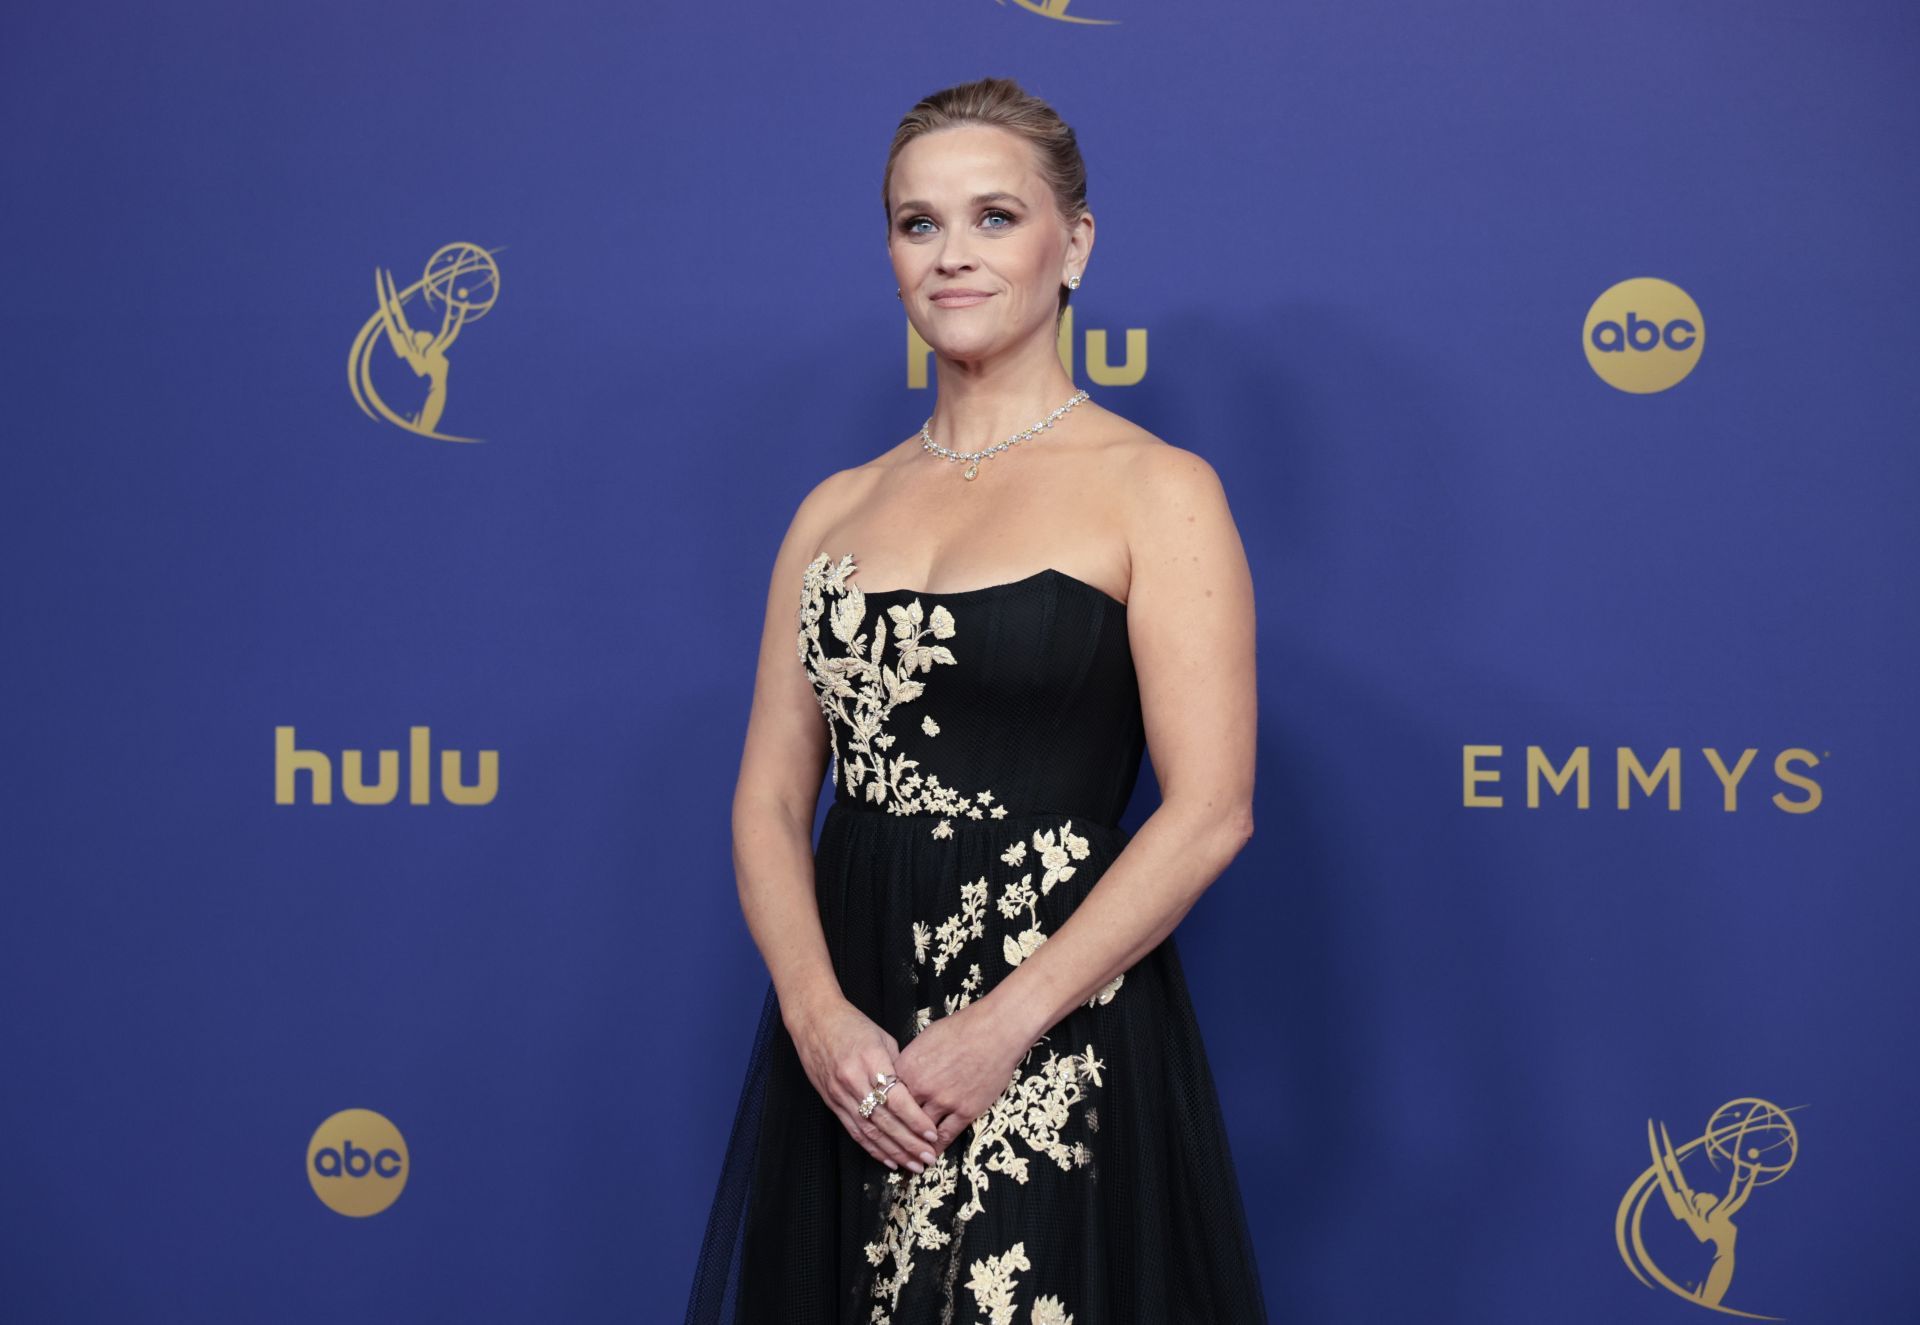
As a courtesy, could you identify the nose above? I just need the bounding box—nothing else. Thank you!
[934,230,977,275]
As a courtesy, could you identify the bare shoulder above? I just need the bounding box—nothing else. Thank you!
[787,461,881,551]
[1112,428,1228,501]
[1095,422,1248,604]
[1090,419,1235,541]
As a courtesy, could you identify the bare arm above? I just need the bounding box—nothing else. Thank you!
[977,445,1259,1045]
[730,473,949,1173]
[731,478,845,1031]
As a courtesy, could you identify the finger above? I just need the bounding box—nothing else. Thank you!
[876,1080,942,1149]
[864,1083,936,1167]
[839,1070,915,1168]
[931,1108,972,1151]
[832,1100,900,1170]
[804,1068,893,1167]
[868,1086,939,1167]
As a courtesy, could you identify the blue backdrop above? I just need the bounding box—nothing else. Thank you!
[3,1,1915,1321]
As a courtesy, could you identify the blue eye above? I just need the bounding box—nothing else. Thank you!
[900,209,1016,235]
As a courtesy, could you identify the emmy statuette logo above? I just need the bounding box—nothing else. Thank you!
[308,1108,409,1217]
[1617,1097,1802,1319]
[349,242,504,442]
[996,0,1120,24]
[1584,276,1704,393]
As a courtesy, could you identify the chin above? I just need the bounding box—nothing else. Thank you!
[924,331,1004,357]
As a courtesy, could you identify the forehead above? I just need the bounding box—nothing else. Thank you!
[889,124,1040,205]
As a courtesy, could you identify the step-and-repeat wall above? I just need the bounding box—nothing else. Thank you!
[5,1,1914,1320]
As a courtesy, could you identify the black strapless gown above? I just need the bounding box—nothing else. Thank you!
[684,551,1268,1324]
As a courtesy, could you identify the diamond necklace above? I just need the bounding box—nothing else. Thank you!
[920,389,1091,480]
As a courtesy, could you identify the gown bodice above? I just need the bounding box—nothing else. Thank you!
[797,551,1145,835]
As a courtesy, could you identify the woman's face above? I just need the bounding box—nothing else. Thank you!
[887,124,1080,359]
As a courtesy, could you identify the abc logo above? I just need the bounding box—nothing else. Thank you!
[307,1107,408,1216]
[1583,277,1704,393]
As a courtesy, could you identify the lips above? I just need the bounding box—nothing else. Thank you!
[930,289,993,304]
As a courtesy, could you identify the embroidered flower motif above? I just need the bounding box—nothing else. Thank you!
[1032,1293,1075,1325]
[944,962,983,1017]
[801,557,1113,1325]
[966,1241,1031,1325]
[926,878,987,976]
[798,553,1010,839]
[1032,821,1091,895]
[954,1044,1105,1221]
[999,869,1048,970]
[1003,927,1048,967]
[1086,971,1125,1007]
[995,874,1037,919]
[861,1153,960,1311]
[861,821,1122,1325]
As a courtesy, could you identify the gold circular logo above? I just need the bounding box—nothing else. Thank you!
[1583,277,1704,393]
[307,1108,408,1216]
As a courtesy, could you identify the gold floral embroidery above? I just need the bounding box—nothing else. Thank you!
[995,826,1121,1007]
[929,878,987,976]
[861,1041,1099,1323]
[1085,971,1124,1008]
[965,1242,1029,1324]
[961,1240,1078,1324]
[1031,1293,1075,1325]
[1032,822,1090,894]
[997,820,1084,970]
[945,962,984,1017]
[861,1154,960,1315]
[953,1043,1103,1221]
[798,552,1011,838]
[861,818,1121,1325]
[800,554,1118,1324]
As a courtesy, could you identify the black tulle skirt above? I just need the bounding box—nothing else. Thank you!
[683,801,1270,1324]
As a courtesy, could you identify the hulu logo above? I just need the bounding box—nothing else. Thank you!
[907,306,1146,388]
[275,725,498,805]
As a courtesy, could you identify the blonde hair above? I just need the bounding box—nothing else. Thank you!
[882,77,1088,318]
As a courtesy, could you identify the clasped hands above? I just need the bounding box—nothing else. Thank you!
[789,992,1037,1175]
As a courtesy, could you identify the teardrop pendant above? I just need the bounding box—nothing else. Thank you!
[963,461,979,480]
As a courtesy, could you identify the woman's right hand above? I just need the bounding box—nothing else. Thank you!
[786,996,943,1174]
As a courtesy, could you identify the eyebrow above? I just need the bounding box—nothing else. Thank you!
[892,191,1027,217]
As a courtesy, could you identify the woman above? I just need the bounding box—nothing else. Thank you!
[685,77,1267,1324]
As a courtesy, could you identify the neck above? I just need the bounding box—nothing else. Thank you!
[926,318,1080,452]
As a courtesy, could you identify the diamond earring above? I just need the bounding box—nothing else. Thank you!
[1066,274,1081,290]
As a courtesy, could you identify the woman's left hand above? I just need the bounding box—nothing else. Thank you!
[891,995,1039,1156]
